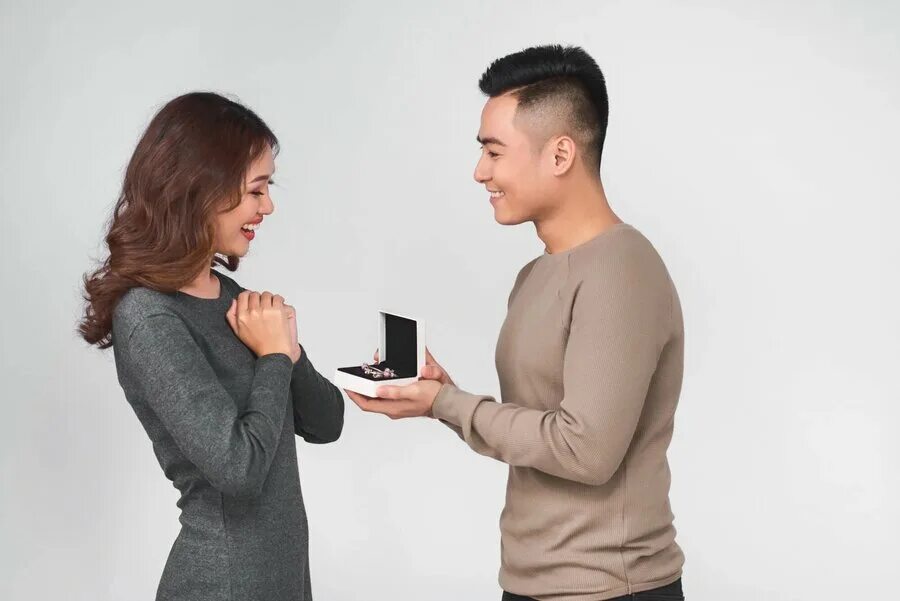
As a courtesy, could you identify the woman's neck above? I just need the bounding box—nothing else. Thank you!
[178,267,220,299]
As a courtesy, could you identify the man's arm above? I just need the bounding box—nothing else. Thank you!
[434,259,538,440]
[431,273,673,486]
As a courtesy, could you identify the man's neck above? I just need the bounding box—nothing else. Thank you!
[535,179,622,254]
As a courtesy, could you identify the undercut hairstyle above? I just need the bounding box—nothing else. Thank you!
[479,45,609,173]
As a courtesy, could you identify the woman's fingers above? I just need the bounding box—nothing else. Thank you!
[237,290,292,316]
[237,290,250,316]
[259,290,274,309]
[226,299,238,332]
[247,291,260,312]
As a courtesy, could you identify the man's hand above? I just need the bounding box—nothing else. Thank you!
[346,379,443,420]
[369,346,455,385]
[419,348,455,386]
[344,346,452,419]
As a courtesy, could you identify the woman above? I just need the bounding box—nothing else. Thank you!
[78,92,344,601]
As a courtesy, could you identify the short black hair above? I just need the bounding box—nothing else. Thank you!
[479,45,609,172]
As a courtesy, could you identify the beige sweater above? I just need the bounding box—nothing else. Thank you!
[432,223,684,601]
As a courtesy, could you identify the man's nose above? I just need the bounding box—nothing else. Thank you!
[474,155,490,184]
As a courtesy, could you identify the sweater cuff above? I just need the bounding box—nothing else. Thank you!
[431,384,487,427]
[256,352,295,384]
[291,345,315,379]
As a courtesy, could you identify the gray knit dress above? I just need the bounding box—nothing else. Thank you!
[111,269,344,601]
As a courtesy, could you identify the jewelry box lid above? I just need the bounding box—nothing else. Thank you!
[379,310,426,376]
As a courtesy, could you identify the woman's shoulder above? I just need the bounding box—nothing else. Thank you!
[112,285,182,343]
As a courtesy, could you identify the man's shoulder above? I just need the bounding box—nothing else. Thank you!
[507,255,541,301]
[574,225,675,301]
[579,224,666,273]
[515,255,541,282]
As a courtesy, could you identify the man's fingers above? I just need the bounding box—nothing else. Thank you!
[346,391,393,414]
[373,348,380,363]
[346,391,419,420]
[374,385,401,400]
[425,346,437,365]
[345,390,374,407]
[375,384,420,400]
[419,365,442,380]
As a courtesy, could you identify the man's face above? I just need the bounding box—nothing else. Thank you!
[474,94,551,225]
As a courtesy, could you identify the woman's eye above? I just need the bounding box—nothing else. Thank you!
[250,180,274,197]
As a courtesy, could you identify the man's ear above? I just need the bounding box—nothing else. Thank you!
[550,135,577,176]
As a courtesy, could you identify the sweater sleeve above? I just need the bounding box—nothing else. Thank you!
[431,271,672,486]
[121,313,294,498]
[289,346,345,443]
[230,283,345,444]
[436,258,539,440]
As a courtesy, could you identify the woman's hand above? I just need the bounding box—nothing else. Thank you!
[283,303,303,364]
[226,291,295,360]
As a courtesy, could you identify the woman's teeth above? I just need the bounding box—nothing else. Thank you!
[241,223,259,231]
[490,191,504,198]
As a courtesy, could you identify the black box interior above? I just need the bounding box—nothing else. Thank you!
[337,313,418,381]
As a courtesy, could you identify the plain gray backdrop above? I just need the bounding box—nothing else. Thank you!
[2,1,898,599]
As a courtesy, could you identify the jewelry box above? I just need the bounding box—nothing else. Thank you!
[334,311,426,397]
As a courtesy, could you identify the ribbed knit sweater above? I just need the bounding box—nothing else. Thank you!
[432,223,685,601]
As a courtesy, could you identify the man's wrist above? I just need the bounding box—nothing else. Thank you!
[430,383,455,421]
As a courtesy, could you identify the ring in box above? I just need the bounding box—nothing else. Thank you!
[334,311,425,398]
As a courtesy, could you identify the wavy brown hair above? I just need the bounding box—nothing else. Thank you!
[78,92,279,348]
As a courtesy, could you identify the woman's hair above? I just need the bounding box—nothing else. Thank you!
[78,92,279,349]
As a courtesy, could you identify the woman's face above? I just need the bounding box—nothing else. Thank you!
[214,146,276,257]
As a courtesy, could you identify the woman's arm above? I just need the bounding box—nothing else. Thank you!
[290,347,345,443]
[120,312,294,498]
[232,283,344,443]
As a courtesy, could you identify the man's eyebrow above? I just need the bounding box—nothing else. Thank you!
[476,135,506,147]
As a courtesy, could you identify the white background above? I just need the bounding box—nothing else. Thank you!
[2,1,898,599]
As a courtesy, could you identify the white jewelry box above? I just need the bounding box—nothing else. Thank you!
[334,310,426,398]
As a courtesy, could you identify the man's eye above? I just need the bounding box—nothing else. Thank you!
[488,151,499,158]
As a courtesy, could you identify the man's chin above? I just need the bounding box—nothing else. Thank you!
[493,209,527,226]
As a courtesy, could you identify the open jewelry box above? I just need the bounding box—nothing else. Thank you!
[334,311,426,398]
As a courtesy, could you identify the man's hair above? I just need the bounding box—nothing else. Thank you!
[479,45,609,173]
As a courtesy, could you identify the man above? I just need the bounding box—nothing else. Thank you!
[346,45,686,601]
